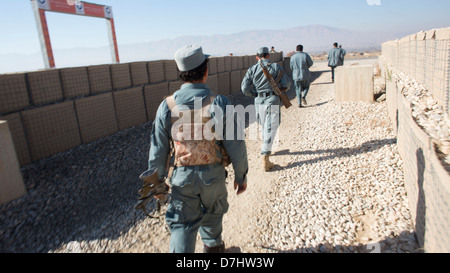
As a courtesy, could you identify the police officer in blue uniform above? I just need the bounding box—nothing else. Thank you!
[241,47,291,171]
[146,45,249,253]
[328,42,345,82]
[290,44,314,108]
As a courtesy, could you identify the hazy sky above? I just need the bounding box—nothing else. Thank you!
[0,0,449,56]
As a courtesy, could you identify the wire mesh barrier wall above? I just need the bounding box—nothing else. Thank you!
[0,52,284,166]
[381,28,450,114]
[380,27,450,253]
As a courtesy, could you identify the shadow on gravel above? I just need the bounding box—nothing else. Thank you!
[301,100,332,109]
[225,246,242,253]
[260,230,422,253]
[310,70,330,83]
[274,138,398,170]
[0,123,153,253]
[311,82,334,86]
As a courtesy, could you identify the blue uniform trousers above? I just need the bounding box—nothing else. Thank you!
[166,164,228,253]
[255,94,281,156]
[295,79,311,106]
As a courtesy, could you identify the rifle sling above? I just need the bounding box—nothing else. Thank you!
[259,60,282,96]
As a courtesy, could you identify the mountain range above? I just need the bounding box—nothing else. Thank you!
[0,24,410,74]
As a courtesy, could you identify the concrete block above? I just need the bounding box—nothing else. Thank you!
[27,69,63,106]
[75,92,118,144]
[148,60,165,83]
[144,82,169,121]
[164,60,178,81]
[335,65,374,102]
[0,74,30,115]
[87,64,113,95]
[0,113,31,166]
[111,63,132,90]
[22,101,81,162]
[59,67,90,99]
[113,86,147,130]
[0,120,26,204]
[217,72,230,96]
[130,62,149,86]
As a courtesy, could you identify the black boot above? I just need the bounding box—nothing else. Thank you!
[204,242,225,253]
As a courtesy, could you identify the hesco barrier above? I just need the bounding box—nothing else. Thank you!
[381,28,450,116]
[0,52,284,167]
[380,27,450,253]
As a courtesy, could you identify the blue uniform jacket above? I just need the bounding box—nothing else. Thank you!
[290,51,314,82]
[328,47,344,67]
[241,59,291,98]
[148,83,249,185]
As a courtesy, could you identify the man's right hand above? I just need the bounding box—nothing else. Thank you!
[234,181,247,195]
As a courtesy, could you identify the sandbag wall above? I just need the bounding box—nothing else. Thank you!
[0,52,284,167]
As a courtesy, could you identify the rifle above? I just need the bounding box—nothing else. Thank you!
[259,60,292,109]
[135,168,169,218]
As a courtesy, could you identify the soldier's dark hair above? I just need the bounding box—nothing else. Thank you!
[333,42,338,47]
[296,45,303,52]
[257,53,270,59]
[177,59,209,82]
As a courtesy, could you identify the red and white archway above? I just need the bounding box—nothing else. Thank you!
[31,0,120,68]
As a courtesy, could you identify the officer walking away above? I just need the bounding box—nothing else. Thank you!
[146,45,249,253]
[339,45,346,65]
[328,42,344,82]
[290,44,314,108]
[241,47,291,172]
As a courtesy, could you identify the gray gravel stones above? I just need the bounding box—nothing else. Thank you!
[0,123,157,253]
[248,60,420,253]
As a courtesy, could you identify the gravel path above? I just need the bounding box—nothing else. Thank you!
[0,58,420,253]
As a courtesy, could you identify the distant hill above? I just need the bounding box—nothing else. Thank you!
[0,24,410,74]
[120,24,407,61]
